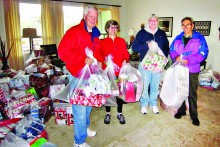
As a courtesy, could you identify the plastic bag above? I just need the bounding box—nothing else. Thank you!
[118,63,143,102]
[103,55,119,107]
[70,48,111,107]
[160,63,189,110]
[0,132,29,147]
[142,45,168,73]
[15,115,45,141]
[199,69,220,89]
[50,77,71,103]
[49,84,65,98]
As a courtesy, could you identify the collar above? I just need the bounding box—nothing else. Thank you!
[82,19,100,41]
[145,26,158,35]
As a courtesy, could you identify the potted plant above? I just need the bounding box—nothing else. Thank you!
[0,37,14,70]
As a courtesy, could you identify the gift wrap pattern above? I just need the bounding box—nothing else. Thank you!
[142,53,168,73]
[70,89,111,107]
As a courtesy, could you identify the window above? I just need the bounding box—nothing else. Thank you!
[98,8,112,39]
[63,5,83,32]
[19,2,114,59]
[19,3,42,36]
[19,3,42,62]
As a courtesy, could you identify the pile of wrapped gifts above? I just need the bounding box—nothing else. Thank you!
[199,69,220,90]
[0,54,70,146]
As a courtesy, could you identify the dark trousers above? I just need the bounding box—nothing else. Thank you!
[105,97,124,113]
[177,73,199,119]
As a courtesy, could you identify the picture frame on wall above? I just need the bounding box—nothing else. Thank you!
[194,21,211,36]
[158,17,173,37]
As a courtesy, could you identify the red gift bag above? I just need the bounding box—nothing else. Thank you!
[125,82,136,102]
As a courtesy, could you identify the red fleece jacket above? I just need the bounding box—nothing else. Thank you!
[58,20,100,76]
[96,36,130,76]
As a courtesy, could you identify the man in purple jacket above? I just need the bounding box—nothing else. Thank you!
[170,17,209,126]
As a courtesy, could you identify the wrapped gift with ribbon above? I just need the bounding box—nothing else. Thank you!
[142,42,168,73]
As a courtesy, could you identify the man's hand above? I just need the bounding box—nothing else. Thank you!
[85,57,94,65]
[176,56,188,65]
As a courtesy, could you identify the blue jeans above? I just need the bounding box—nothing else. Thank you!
[138,63,161,108]
[69,75,92,144]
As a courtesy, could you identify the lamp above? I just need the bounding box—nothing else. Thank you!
[23,28,37,55]
[128,28,136,45]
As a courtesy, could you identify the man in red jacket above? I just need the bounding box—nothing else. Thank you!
[58,5,100,147]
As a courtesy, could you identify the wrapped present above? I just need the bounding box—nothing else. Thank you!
[50,75,68,85]
[0,89,7,106]
[9,94,36,118]
[9,72,30,90]
[34,49,45,57]
[0,82,10,100]
[70,88,110,107]
[54,103,72,125]
[15,116,46,142]
[67,115,74,126]
[38,98,54,123]
[26,87,38,100]
[29,73,50,98]
[71,94,108,107]
[142,53,168,73]
[30,57,45,66]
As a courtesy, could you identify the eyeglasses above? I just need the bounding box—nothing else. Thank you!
[181,23,192,27]
[110,26,118,30]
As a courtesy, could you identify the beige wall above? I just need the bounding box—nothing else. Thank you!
[125,0,220,72]
[1,0,220,72]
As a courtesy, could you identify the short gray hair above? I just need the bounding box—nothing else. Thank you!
[148,14,158,21]
[83,5,98,16]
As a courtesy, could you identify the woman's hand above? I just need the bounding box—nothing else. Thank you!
[122,60,127,66]
[98,62,102,68]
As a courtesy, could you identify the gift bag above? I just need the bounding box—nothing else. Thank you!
[70,48,111,107]
[142,46,168,73]
[118,63,143,102]
[160,63,189,110]
[125,82,136,102]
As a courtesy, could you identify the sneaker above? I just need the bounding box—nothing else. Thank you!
[192,118,200,126]
[150,106,159,114]
[174,112,186,119]
[141,107,147,114]
[104,114,111,124]
[73,142,91,147]
[117,114,126,124]
[87,128,96,137]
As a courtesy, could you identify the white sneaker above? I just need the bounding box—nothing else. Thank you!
[150,106,159,114]
[74,142,91,147]
[87,128,97,137]
[141,107,147,114]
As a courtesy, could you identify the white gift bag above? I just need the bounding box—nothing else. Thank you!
[160,63,189,110]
